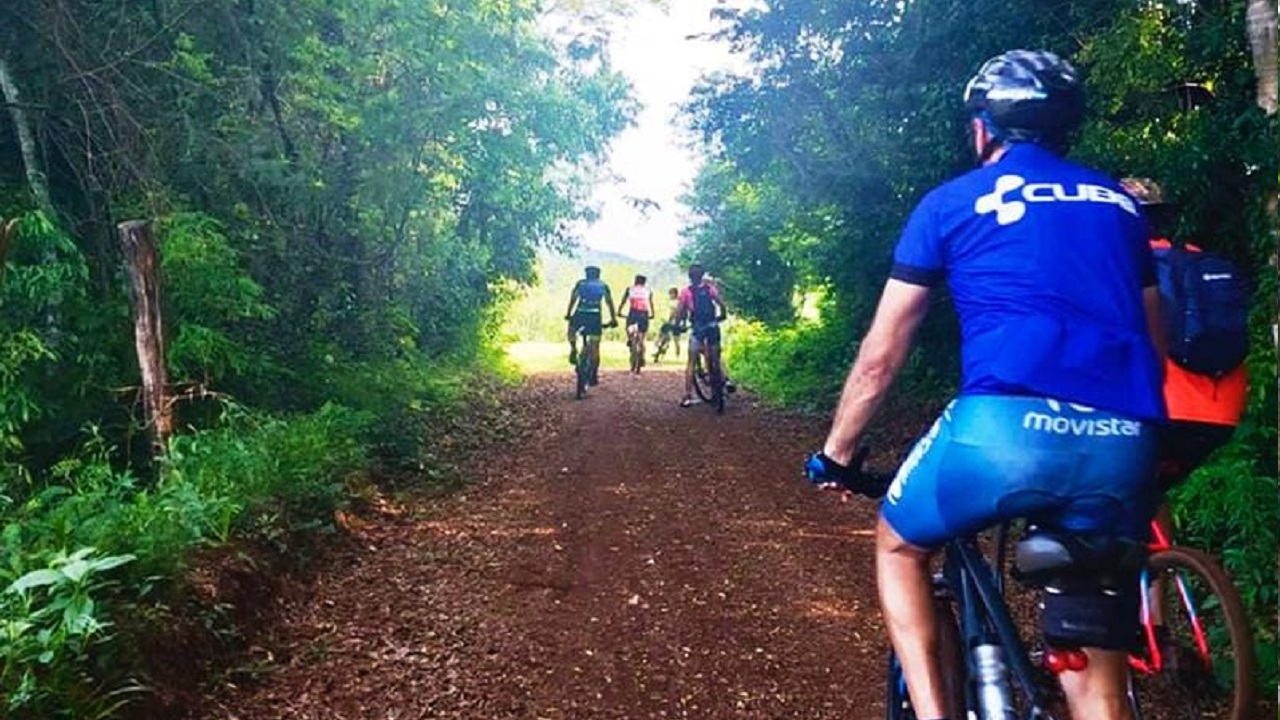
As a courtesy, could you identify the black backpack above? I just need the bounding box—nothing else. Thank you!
[691,283,718,325]
[1153,243,1249,376]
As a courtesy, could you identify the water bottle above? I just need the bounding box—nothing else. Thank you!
[973,642,1015,720]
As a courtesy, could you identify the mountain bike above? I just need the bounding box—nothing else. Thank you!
[882,520,1147,720]
[1127,518,1255,720]
[880,516,1254,720]
[574,321,615,399]
[690,330,725,414]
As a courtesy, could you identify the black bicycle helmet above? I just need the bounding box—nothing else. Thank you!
[964,50,1084,145]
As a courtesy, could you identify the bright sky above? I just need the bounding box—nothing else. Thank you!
[576,1,744,261]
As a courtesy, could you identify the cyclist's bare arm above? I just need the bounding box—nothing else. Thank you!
[822,279,930,465]
[604,287,618,324]
[565,281,581,318]
[616,287,630,317]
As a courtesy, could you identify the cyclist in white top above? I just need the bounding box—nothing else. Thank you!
[617,275,655,373]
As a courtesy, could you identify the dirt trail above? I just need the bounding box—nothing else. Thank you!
[196,369,905,720]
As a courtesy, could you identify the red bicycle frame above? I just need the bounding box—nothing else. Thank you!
[1130,519,1211,675]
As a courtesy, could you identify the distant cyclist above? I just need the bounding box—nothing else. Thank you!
[804,51,1165,720]
[617,274,656,373]
[675,264,726,407]
[564,266,616,384]
[654,286,682,363]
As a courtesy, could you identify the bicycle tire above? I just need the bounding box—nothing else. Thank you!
[1129,545,1255,720]
[630,334,643,373]
[692,353,713,403]
[885,600,966,720]
[575,338,595,399]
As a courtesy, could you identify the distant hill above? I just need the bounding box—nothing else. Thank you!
[503,248,683,341]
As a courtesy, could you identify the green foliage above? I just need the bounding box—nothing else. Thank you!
[157,213,275,385]
[0,548,139,720]
[0,404,368,717]
[725,320,852,409]
[0,211,129,471]
[0,0,636,714]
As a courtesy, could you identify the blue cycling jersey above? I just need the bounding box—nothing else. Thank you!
[891,143,1166,422]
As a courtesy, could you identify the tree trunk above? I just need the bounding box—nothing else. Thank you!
[0,218,15,286]
[118,220,174,458]
[1246,0,1278,114]
[0,53,53,216]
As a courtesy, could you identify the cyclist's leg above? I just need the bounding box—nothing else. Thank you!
[1017,403,1156,720]
[1058,652,1132,720]
[567,317,580,364]
[704,326,723,386]
[581,314,603,382]
[591,335,602,379]
[683,332,700,403]
[635,315,649,367]
[877,409,954,720]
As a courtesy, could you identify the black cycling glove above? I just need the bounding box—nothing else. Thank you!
[803,447,887,498]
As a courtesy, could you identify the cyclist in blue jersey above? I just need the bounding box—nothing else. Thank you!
[564,266,617,383]
[805,51,1166,720]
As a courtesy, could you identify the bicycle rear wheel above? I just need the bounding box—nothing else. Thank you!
[575,338,595,399]
[1129,546,1255,720]
[886,600,966,720]
[692,352,713,403]
[629,333,643,373]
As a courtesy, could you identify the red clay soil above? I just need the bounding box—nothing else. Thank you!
[193,368,929,720]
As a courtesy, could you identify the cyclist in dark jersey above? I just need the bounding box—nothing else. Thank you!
[564,265,616,380]
[805,51,1165,720]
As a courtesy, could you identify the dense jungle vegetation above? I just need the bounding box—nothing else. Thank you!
[0,0,635,715]
[680,0,1278,687]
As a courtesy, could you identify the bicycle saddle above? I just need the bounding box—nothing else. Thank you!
[1014,528,1146,585]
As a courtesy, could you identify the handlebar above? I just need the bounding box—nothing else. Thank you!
[804,446,894,499]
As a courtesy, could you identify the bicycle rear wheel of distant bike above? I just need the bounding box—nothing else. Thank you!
[575,338,597,400]
[1129,546,1255,720]
[886,600,966,720]
[692,352,713,403]
[629,332,643,373]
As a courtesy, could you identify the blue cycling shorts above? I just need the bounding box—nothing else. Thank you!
[881,395,1160,549]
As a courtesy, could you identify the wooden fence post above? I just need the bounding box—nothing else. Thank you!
[0,218,15,286]
[118,220,173,457]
